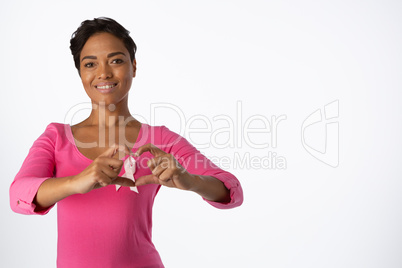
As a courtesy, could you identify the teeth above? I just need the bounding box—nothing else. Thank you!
[97,84,116,89]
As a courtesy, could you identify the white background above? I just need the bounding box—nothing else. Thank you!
[1,0,401,267]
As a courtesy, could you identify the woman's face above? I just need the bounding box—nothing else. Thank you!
[79,32,136,106]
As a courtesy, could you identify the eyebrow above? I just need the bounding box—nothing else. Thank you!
[81,52,127,62]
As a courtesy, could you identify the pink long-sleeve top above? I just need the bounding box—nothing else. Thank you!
[10,122,243,268]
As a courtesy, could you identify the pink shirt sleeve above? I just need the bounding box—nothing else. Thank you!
[159,126,243,209]
[10,123,57,215]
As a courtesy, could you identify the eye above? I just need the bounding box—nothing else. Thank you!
[84,62,95,68]
[111,58,124,64]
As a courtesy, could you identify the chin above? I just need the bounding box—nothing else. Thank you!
[91,96,128,107]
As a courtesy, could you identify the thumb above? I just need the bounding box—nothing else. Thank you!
[99,144,132,159]
[99,145,120,158]
[134,174,160,187]
[111,176,136,187]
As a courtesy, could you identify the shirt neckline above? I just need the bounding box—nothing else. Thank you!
[65,123,145,162]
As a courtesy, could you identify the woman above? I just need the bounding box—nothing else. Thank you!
[10,17,243,268]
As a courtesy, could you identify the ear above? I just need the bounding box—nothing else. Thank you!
[132,59,137,78]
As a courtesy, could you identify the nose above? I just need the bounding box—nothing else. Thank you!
[97,63,112,80]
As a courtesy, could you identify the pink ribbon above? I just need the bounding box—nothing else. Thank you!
[116,156,139,193]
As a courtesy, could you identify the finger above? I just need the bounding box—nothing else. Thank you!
[111,176,136,187]
[101,165,120,179]
[147,155,167,170]
[112,144,133,160]
[96,172,113,187]
[134,143,166,157]
[96,157,124,173]
[114,144,133,160]
[100,157,124,168]
[151,164,166,178]
[150,158,171,177]
[159,170,177,182]
[99,144,132,159]
[99,145,120,158]
[134,174,161,187]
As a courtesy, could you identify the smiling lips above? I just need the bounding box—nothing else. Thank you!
[95,82,118,93]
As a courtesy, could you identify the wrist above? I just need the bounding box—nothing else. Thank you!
[186,173,202,193]
[66,175,80,195]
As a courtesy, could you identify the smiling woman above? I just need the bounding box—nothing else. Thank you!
[9,17,243,268]
[80,33,135,105]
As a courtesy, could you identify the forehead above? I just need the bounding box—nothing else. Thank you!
[80,32,128,59]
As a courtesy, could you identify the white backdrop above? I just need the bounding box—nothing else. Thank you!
[1,1,401,267]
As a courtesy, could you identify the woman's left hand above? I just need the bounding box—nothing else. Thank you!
[133,143,197,190]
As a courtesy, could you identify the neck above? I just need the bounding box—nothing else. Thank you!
[87,98,133,127]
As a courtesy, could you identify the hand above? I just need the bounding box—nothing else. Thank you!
[134,143,196,190]
[71,145,135,194]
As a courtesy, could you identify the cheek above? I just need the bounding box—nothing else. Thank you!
[80,73,93,88]
[124,76,133,90]
[119,69,134,87]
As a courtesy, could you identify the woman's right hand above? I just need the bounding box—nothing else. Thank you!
[71,145,135,194]
[33,144,136,211]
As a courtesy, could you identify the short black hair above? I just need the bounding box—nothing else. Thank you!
[70,17,137,74]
